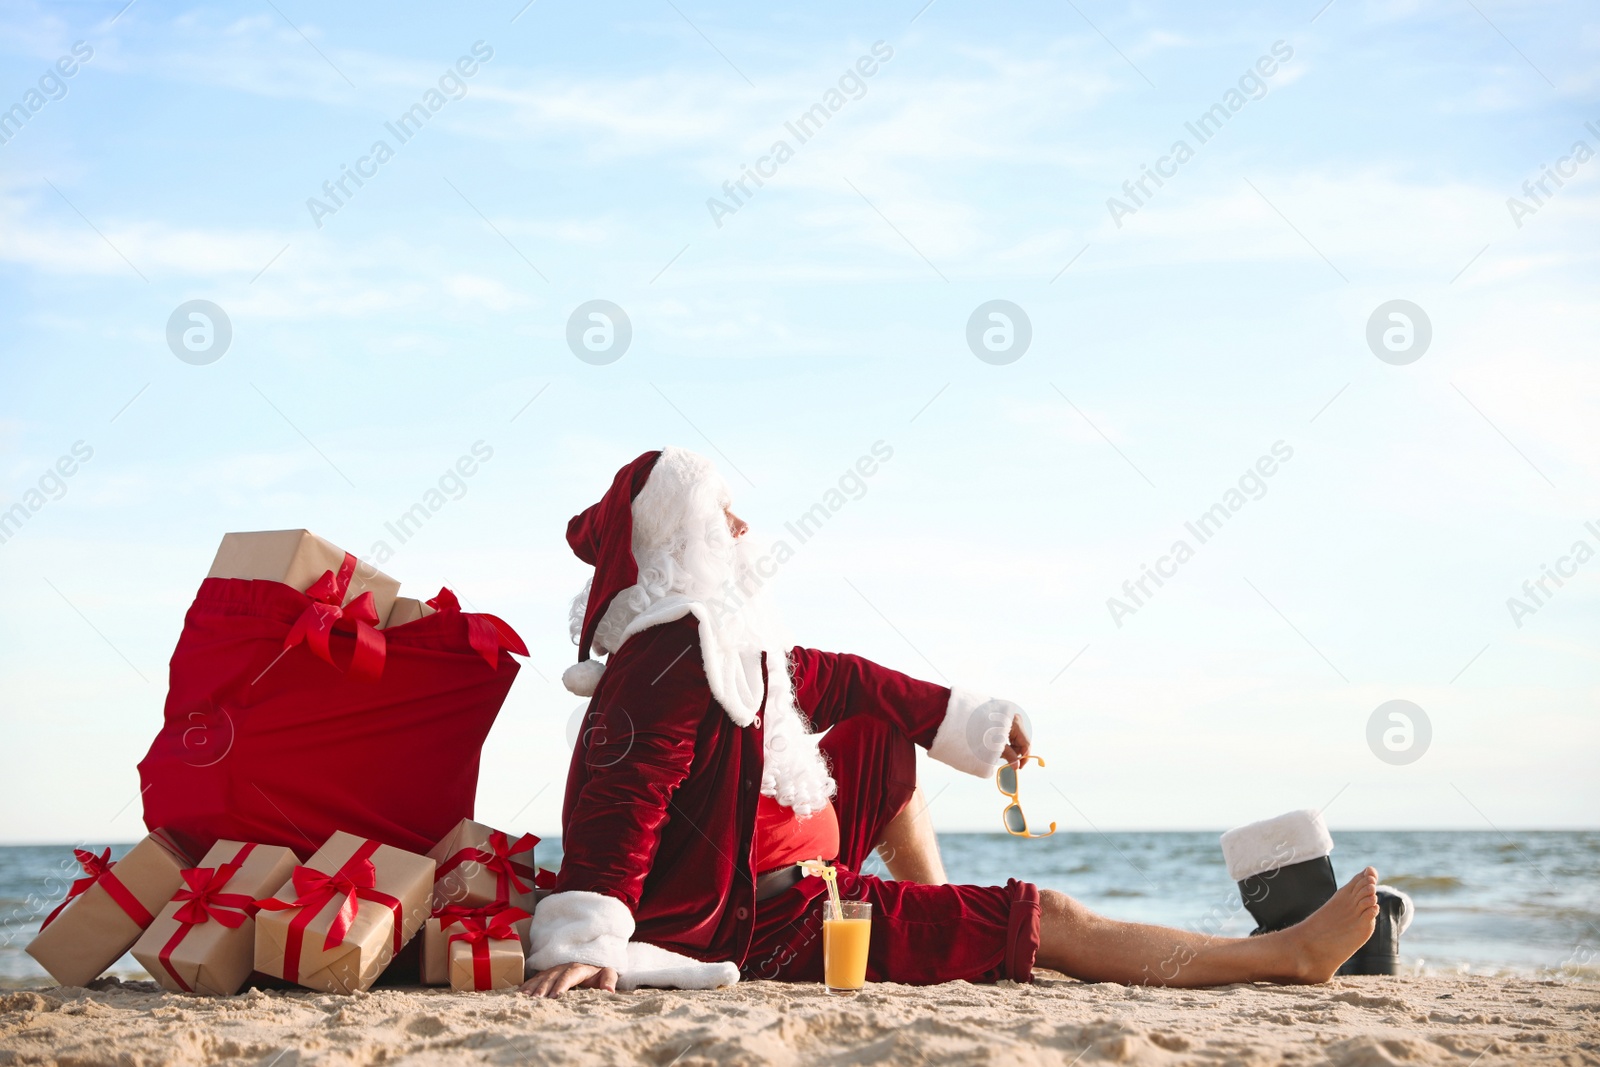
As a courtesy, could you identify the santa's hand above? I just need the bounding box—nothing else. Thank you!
[519,961,618,998]
[1000,713,1031,768]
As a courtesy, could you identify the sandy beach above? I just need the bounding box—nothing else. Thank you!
[2,972,1595,1066]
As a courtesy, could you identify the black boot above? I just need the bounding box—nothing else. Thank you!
[1338,886,1412,975]
[1221,809,1338,934]
[1221,810,1415,974]
[1238,855,1339,934]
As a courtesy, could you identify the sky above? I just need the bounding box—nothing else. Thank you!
[0,0,1596,845]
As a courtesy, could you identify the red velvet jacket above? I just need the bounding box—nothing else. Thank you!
[551,616,959,965]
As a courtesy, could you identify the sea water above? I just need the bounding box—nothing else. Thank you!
[3,831,1595,986]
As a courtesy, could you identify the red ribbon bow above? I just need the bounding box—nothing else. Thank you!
[443,906,530,991]
[434,830,539,906]
[157,843,259,992]
[40,847,153,930]
[481,831,538,895]
[171,864,258,929]
[282,553,387,682]
[432,902,498,927]
[426,588,528,670]
[256,839,403,984]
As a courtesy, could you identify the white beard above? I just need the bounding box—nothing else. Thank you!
[576,538,837,818]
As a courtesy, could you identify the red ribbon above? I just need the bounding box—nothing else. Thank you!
[282,553,387,683]
[256,839,403,984]
[434,831,539,903]
[156,842,259,993]
[40,848,154,931]
[443,906,529,990]
[426,588,528,670]
[432,903,502,927]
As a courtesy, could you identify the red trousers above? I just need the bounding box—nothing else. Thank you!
[744,715,1041,984]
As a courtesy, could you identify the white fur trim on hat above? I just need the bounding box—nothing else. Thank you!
[1220,809,1335,882]
[563,659,606,697]
[929,688,1018,778]
[526,890,633,973]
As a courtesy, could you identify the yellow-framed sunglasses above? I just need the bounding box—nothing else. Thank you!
[997,755,1056,838]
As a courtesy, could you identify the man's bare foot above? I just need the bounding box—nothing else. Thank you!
[1276,867,1381,983]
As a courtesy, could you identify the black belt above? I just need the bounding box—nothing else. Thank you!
[753,865,803,901]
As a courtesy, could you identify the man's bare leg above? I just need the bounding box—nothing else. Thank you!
[1036,867,1381,986]
[877,785,948,885]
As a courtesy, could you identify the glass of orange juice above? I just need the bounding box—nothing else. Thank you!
[822,900,871,994]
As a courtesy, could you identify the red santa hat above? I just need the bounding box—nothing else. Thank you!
[562,450,662,696]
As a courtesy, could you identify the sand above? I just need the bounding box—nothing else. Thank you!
[2,973,1597,1066]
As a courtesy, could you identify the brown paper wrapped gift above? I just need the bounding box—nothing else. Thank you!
[208,529,400,627]
[421,906,533,986]
[254,831,434,994]
[26,831,192,988]
[382,597,435,629]
[438,907,530,991]
[427,818,537,912]
[130,840,297,995]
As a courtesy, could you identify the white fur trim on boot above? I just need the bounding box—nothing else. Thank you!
[1376,885,1415,935]
[563,659,606,697]
[929,689,1018,777]
[1220,809,1335,882]
[616,941,741,991]
[526,891,633,972]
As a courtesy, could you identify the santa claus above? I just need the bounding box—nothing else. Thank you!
[521,448,1381,996]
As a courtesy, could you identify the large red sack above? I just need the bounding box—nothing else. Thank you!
[139,575,527,861]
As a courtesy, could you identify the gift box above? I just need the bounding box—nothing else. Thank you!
[26,831,192,988]
[382,597,435,629]
[421,905,533,986]
[254,831,434,994]
[130,840,297,995]
[427,818,538,912]
[437,908,530,992]
[208,529,400,628]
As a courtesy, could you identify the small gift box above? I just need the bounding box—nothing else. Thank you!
[427,818,538,912]
[382,597,435,629]
[253,831,434,994]
[445,908,530,992]
[26,831,192,988]
[208,529,400,628]
[421,905,533,986]
[130,840,297,995]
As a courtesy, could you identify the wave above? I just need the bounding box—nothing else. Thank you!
[1383,875,1467,892]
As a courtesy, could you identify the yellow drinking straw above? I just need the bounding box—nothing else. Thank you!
[798,859,843,921]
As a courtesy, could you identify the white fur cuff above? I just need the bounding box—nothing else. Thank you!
[525,890,634,972]
[928,688,1017,777]
[1220,809,1335,882]
[616,941,741,991]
